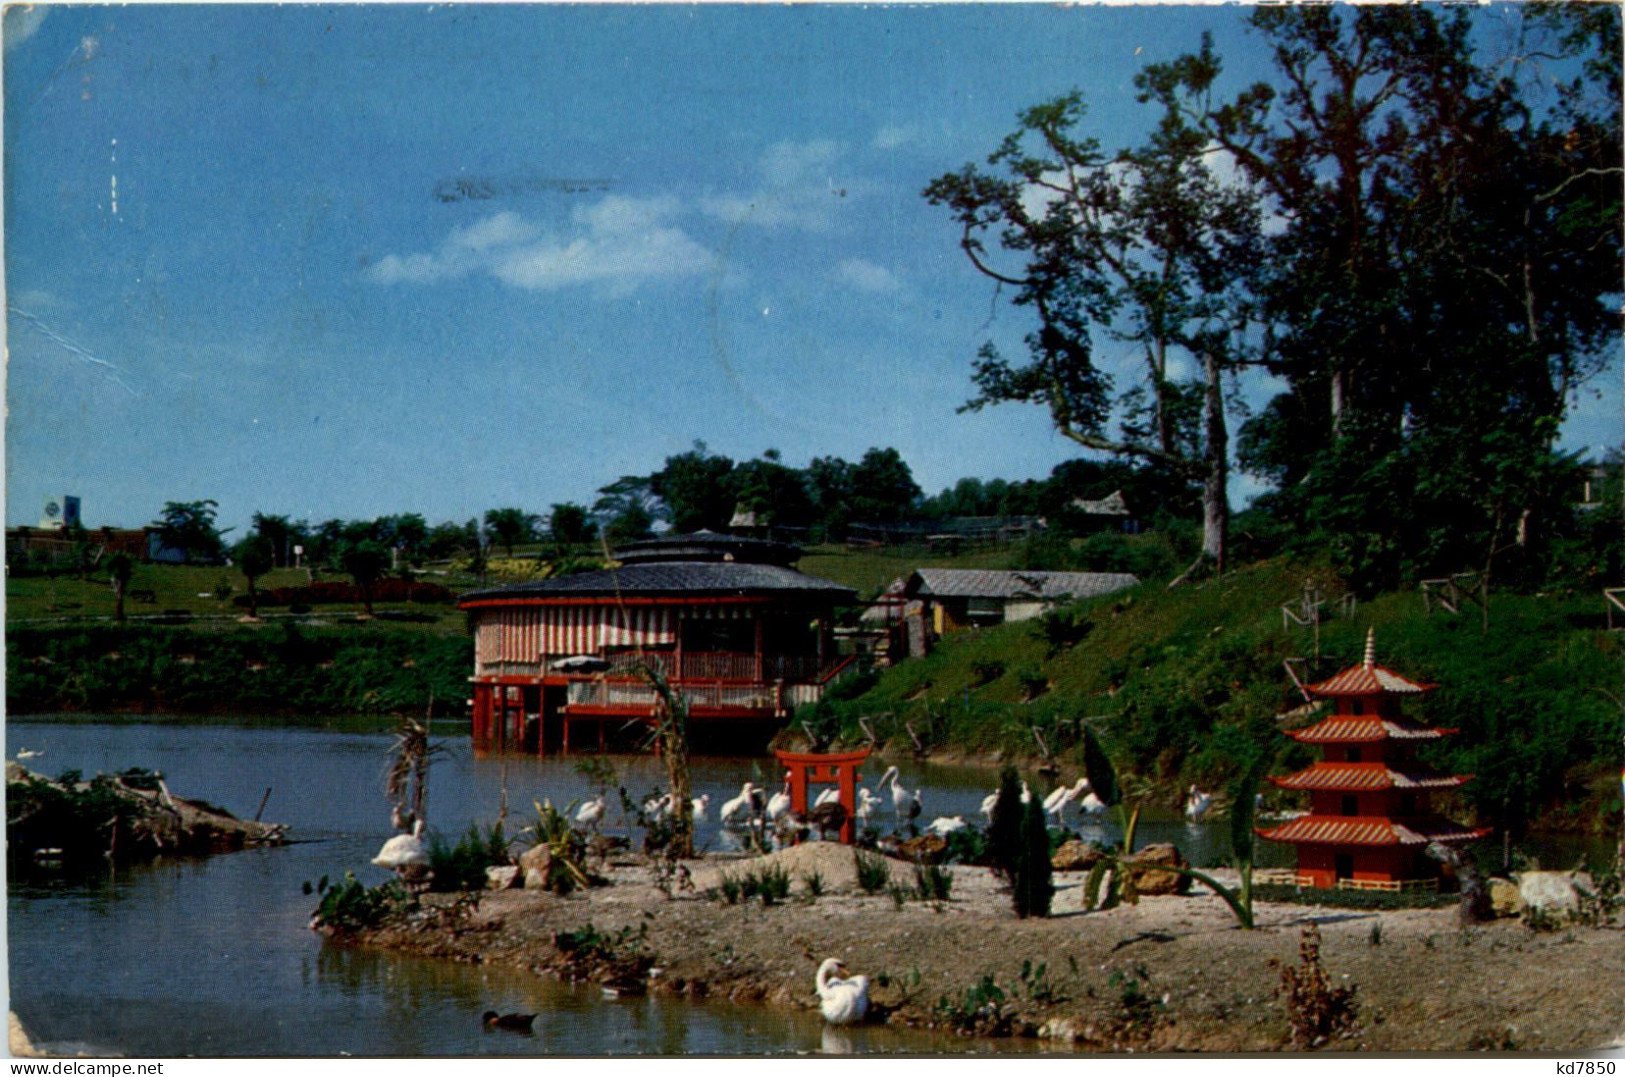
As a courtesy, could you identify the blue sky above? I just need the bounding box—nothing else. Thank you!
[5,4,1620,536]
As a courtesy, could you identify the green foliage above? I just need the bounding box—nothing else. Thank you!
[800,868,825,899]
[552,921,648,964]
[913,861,954,902]
[942,826,986,866]
[150,500,228,564]
[754,863,792,906]
[310,871,408,932]
[6,623,472,717]
[1012,797,1054,918]
[854,849,892,894]
[523,799,591,894]
[933,973,1013,1036]
[427,822,509,892]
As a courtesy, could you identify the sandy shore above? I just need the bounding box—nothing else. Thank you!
[340,843,1625,1053]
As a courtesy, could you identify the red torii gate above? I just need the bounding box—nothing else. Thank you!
[772,747,871,844]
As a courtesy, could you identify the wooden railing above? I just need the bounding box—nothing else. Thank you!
[602,651,825,683]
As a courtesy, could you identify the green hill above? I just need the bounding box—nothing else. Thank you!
[806,557,1623,837]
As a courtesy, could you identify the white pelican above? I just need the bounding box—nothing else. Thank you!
[903,789,923,826]
[1077,791,1107,816]
[813,786,841,808]
[877,766,919,822]
[1044,778,1091,816]
[815,958,870,1026]
[643,792,672,820]
[690,793,711,823]
[979,790,999,819]
[765,781,792,823]
[575,794,607,829]
[719,782,756,825]
[855,788,880,823]
[1184,785,1212,824]
[926,815,967,837]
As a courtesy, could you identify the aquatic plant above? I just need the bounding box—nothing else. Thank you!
[310,872,408,932]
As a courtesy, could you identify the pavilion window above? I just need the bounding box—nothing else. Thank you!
[1341,795,1358,817]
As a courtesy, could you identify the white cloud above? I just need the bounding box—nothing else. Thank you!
[836,258,902,295]
[4,6,48,52]
[364,199,710,293]
[700,139,853,232]
[873,124,917,151]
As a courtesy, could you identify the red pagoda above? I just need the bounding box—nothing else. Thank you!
[1258,629,1490,890]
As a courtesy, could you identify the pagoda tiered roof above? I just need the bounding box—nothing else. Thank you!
[1303,628,1436,697]
[1257,815,1490,847]
[1285,715,1456,744]
[1269,762,1470,792]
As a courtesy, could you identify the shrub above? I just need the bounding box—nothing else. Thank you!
[310,872,408,932]
[914,861,954,902]
[988,766,1024,884]
[427,822,509,892]
[1273,923,1358,1049]
[855,850,892,894]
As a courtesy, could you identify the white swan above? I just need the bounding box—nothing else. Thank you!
[815,958,870,1026]
[1184,785,1212,823]
[15,747,41,760]
[719,782,756,825]
[372,819,429,871]
[926,815,966,837]
[574,794,606,829]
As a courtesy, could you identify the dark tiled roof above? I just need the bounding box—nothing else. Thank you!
[460,561,856,603]
[910,568,1138,601]
[614,529,799,566]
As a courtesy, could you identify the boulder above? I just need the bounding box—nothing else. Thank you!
[1518,871,1580,920]
[1487,877,1523,918]
[485,865,521,890]
[1051,839,1107,872]
[1123,843,1191,895]
[519,842,553,890]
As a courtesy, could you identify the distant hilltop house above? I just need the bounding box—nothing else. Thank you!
[457,530,858,754]
[904,567,1139,637]
[1067,490,1139,533]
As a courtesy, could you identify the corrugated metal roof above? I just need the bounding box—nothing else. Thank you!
[1286,716,1454,743]
[909,568,1138,601]
[1270,762,1469,792]
[1258,815,1490,847]
[460,562,856,604]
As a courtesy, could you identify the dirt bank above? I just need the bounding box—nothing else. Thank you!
[335,844,1624,1053]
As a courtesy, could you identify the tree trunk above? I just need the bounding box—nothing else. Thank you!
[1170,351,1229,588]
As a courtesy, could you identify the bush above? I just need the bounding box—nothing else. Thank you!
[427,822,509,892]
[310,872,408,932]
[988,766,1024,884]
[855,850,892,894]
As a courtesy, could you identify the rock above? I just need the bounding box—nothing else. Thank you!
[519,842,552,890]
[1123,843,1191,895]
[1051,839,1107,872]
[1518,871,1580,920]
[1037,1017,1085,1042]
[485,865,521,890]
[896,834,947,864]
[1487,877,1523,918]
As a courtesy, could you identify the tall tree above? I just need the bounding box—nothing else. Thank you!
[847,447,923,525]
[925,79,1262,578]
[482,507,539,558]
[546,502,597,545]
[233,534,275,619]
[340,541,389,616]
[1156,7,1622,588]
[649,441,738,533]
[593,476,659,544]
[150,500,230,564]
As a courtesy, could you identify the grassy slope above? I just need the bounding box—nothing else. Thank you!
[816,557,1624,833]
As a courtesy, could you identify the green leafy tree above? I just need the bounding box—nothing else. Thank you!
[925,77,1262,581]
[593,476,658,544]
[482,507,539,559]
[233,534,275,618]
[547,502,598,545]
[848,447,922,524]
[733,449,816,530]
[339,541,389,616]
[251,513,304,568]
[649,441,738,533]
[150,500,230,564]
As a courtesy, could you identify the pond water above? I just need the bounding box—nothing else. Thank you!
[6,716,1605,1056]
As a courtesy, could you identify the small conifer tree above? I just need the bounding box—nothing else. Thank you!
[1013,797,1055,918]
[988,765,1024,884]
